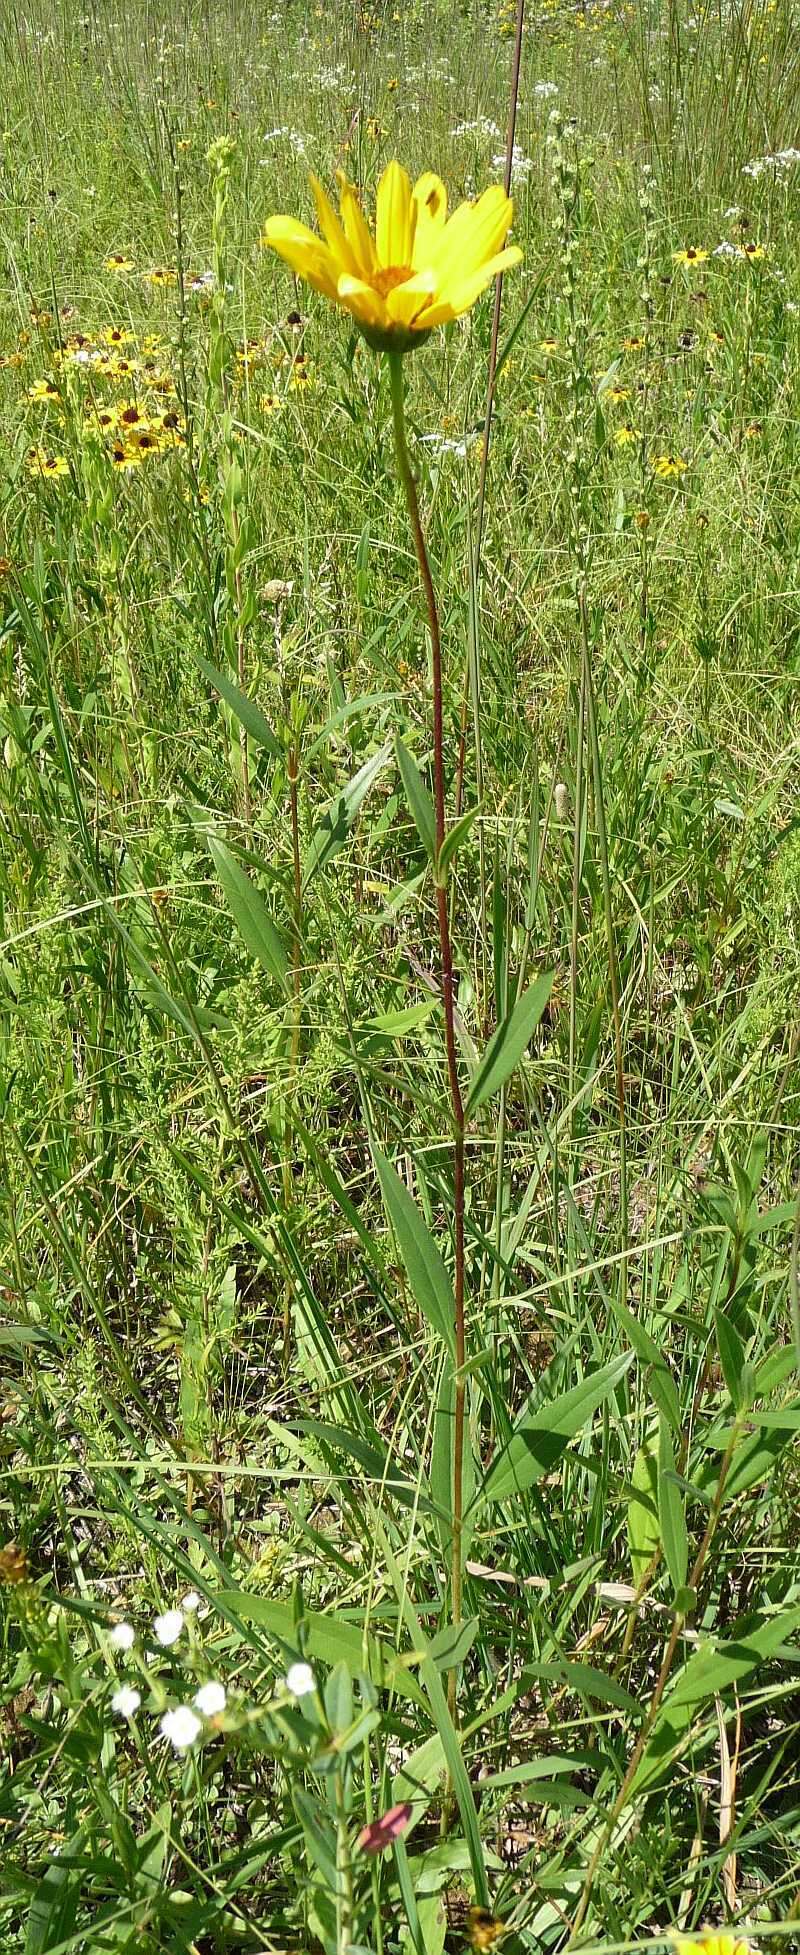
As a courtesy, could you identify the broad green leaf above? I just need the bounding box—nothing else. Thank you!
[395,734,436,862]
[608,1289,680,1430]
[667,1606,800,1710]
[192,647,281,755]
[208,836,290,991]
[658,1415,688,1593]
[479,1352,633,1503]
[519,1657,643,1717]
[373,1145,455,1357]
[303,741,390,885]
[426,1616,478,1673]
[714,1306,746,1407]
[437,805,480,883]
[627,1430,661,1585]
[464,971,554,1118]
[216,1593,426,1704]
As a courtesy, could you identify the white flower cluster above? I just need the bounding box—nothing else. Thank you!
[531,80,559,99]
[713,240,739,257]
[263,126,307,156]
[493,143,533,184]
[743,147,800,178]
[451,116,501,139]
[107,1602,316,1751]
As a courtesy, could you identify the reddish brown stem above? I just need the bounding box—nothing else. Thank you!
[388,352,466,1695]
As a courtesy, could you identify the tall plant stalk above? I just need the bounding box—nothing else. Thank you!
[387,351,466,1698]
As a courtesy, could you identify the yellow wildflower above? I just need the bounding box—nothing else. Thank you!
[261,162,521,353]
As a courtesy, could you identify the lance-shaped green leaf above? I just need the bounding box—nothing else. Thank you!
[208,836,290,992]
[478,1351,633,1503]
[465,971,554,1118]
[373,1144,455,1357]
[303,741,391,885]
[192,647,281,755]
[395,733,436,862]
[658,1415,688,1593]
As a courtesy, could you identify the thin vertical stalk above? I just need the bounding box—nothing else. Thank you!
[387,352,466,1704]
[283,737,304,1367]
[454,0,526,822]
[580,593,628,1303]
[568,651,587,1114]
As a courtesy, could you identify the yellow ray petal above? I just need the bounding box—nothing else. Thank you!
[385,268,437,327]
[336,171,377,277]
[419,245,522,327]
[263,218,340,299]
[411,172,448,269]
[376,160,412,269]
[336,272,389,332]
[310,174,359,277]
[429,185,514,287]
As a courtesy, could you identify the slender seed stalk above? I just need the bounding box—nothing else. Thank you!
[580,591,628,1303]
[387,351,466,1702]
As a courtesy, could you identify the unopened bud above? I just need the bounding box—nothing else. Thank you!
[554,781,569,821]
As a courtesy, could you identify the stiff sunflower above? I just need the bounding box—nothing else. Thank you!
[262,161,521,352]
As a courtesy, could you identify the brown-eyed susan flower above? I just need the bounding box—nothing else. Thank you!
[155,408,184,443]
[614,423,640,445]
[105,253,135,272]
[143,266,177,287]
[127,428,160,457]
[606,384,630,402]
[260,392,282,414]
[110,440,144,470]
[27,378,60,402]
[738,240,766,259]
[623,334,645,350]
[104,326,135,347]
[26,448,69,479]
[673,246,707,266]
[261,162,522,353]
[117,402,149,430]
[653,452,687,478]
[540,336,559,353]
[108,356,139,381]
[366,116,384,140]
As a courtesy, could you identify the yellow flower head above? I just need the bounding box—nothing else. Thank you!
[261,162,522,353]
[653,451,687,479]
[614,423,640,446]
[105,253,135,272]
[738,240,766,260]
[673,1934,757,1955]
[673,246,708,266]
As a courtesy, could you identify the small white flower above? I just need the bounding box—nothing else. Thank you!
[160,1705,202,1751]
[152,1609,184,1647]
[194,1681,226,1716]
[532,80,559,99]
[111,1686,141,1718]
[181,1590,201,1613]
[285,1661,316,1697]
[109,1621,135,1651]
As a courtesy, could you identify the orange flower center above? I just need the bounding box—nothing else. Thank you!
[373,264,414,296]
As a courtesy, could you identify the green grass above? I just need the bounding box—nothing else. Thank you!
[1,1,800,1951]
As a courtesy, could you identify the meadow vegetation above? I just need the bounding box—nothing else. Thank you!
[1,0,800,1950]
